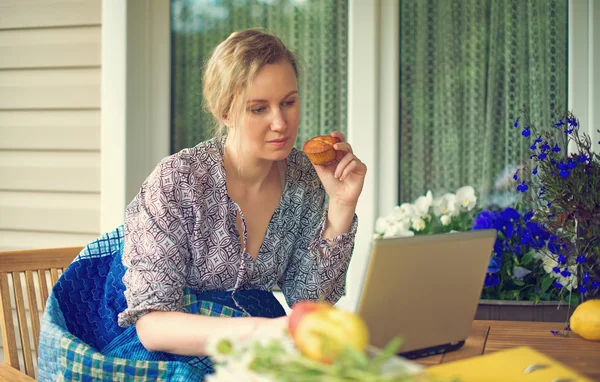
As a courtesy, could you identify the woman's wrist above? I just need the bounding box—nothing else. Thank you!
[323,199,357,239]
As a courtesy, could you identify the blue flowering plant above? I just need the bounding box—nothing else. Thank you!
[512,107,600,303]
[472,206,575,304]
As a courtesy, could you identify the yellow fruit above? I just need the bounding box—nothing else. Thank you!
[570,299,600,341]
[294,307,369,363]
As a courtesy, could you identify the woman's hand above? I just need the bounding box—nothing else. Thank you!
[312,131,367,207]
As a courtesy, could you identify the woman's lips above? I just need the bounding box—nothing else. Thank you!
[268,138,288,148]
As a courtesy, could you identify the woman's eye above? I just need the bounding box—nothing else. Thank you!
[250,106,267,114]
[282,100,296,107]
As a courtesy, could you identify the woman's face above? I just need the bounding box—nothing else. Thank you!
[230,60,300,162]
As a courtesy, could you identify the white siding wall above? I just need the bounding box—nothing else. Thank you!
[0,0,102,368]
[0,0,102,251]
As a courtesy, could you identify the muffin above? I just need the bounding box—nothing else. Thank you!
[302,135,339,165]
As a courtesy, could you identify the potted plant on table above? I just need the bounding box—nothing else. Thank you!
[510,107,600,303]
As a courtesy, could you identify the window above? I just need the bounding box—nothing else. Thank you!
[170,0,349,153]
[398,0,568,204]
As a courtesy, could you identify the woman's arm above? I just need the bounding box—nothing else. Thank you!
[136,312,287,356]
[322,199,357,239]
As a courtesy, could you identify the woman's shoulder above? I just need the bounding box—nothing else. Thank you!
[286,148,322,191]
[150,138,222,178]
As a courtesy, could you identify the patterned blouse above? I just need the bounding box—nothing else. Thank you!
[117,137,358,327]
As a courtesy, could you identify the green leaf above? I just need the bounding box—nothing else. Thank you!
[521,250,534,266]
[568,294,580,308]
[513,279,525,286]
[541,276,554,293]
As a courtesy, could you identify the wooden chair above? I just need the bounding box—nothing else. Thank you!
[0,247,82,381]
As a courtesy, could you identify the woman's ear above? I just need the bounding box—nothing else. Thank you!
[222,114,231,128]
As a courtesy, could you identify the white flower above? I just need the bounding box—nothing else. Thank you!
[383,220,414,238]
[440,215,451,226]
[433,193,456,216]
[454,186,477,211]
[414,190,433,216]
[395,203,419,221]
[541,255,578,291]
[412,218,426,232]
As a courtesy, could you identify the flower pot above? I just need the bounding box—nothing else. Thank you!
[475,299,573,322]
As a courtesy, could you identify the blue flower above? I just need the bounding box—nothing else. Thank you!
[553,280,563,290]
[576,254,586,264]
[487,256,501,273]
[547,202,552,208]
[559,169,570,178]
[513,118,519,128]
[552,144,561,153]
[501,208,521,222]
[513,169,519,180]
[580,285,587,294]
[564,128,574,134]
[554,119,564,127]
[557,255,567,264]
[538,152,547,161]
[583,272,590,284]
[530,144,537,151]
[493,240,505,256]
[523,210,534,221]
[547,236,561,254]
[593,281,600,290]
[522,128,531,137]
[552,266,561,274]
[517,181,528,192]
[567,160,577,170]
[484,273,500,287]
[541,142,551,151]
[578,154,589,163]
[534,136,543,143]
[560,269,571,278]
[524,222,549,249]
[473,210,497,230]
[567,117,578,127]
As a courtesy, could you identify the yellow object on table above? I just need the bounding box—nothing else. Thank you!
[570,299,600,341]
[426,346,592,382]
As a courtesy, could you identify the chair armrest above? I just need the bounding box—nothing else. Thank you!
[0,363,35,382]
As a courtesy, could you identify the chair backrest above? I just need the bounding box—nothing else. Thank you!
[0,247,82,378]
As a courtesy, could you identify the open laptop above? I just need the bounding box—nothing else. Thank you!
[356,229,496,359]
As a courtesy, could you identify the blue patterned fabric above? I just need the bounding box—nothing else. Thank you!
[38,225,286,381]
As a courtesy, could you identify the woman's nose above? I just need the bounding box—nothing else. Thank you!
[271,110,287,131]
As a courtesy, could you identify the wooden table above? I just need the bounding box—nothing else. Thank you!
[0,363,35,382]
[416,320,600,381]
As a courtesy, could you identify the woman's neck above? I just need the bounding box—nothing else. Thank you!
[223,139,275,193]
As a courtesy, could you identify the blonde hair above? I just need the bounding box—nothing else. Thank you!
[202,28,300,139]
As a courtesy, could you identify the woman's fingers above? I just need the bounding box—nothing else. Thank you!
[335,152,357,179]
[333,142,353,154]
[331,131,346,143]
[340,158,367,181]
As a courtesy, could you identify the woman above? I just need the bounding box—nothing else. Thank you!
[38,28,366,381]
[118,28,367,357]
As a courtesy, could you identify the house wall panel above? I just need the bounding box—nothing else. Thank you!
[0,26,101,69]
[0,0,101,30]
[0,110,100,150]
[0,69,101,109]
